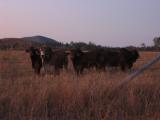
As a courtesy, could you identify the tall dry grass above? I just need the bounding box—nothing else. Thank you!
[0,50,160,120]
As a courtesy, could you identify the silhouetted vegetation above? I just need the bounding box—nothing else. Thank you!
[0,36,160,52]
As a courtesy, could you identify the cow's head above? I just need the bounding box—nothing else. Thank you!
[71,49,84,60]
[132,49,140,62]
[26,47,40,57]
[64,48,82,59]
[43,47,53,62]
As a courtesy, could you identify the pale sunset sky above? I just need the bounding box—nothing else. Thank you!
[0,0,160,47]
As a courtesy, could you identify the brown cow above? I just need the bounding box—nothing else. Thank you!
[69,48,102,74]
[43,47,68,75]
[98,48,139,71]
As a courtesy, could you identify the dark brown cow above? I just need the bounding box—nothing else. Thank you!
[43,47,68,75]
[26,47,42,74]
[97,48,121,70]
[69,48,101,74]
[119,48,139,70]
[98,48,139,71]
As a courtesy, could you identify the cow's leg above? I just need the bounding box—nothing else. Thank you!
[128,63,133,69]
[34,67,41,75]
[54,66,60,75]
[76,68,81,75]
[74,68,80,75]
[97,65,106,72]
[79,66,84,74]
[75,66,83,75]
[34,62,42,75]
[64,63,68,72]
[120,64,126,71]
[128,63,134,72]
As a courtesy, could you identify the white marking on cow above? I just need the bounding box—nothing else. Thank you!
[67,54,74,72]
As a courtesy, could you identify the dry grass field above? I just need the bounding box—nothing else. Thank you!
[0,50,160,120]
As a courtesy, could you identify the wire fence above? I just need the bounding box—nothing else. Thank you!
[113,54,160,92]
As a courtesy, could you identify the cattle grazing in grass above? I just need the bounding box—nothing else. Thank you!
[26,47,42,74]
[26,46,139,75]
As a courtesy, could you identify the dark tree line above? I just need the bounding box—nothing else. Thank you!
[0,37,160,51]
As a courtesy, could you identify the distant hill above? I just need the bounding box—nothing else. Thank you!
[1,36,154,51]
[22,36,60,45]
[0,36,63,50]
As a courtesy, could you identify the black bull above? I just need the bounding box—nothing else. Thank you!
[26,47,139,75]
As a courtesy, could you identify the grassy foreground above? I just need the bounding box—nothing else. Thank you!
[0,50,160,120]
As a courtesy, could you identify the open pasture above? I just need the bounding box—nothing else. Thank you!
[0,50,160,120]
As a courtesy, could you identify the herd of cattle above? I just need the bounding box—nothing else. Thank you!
[26,47,140,75]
